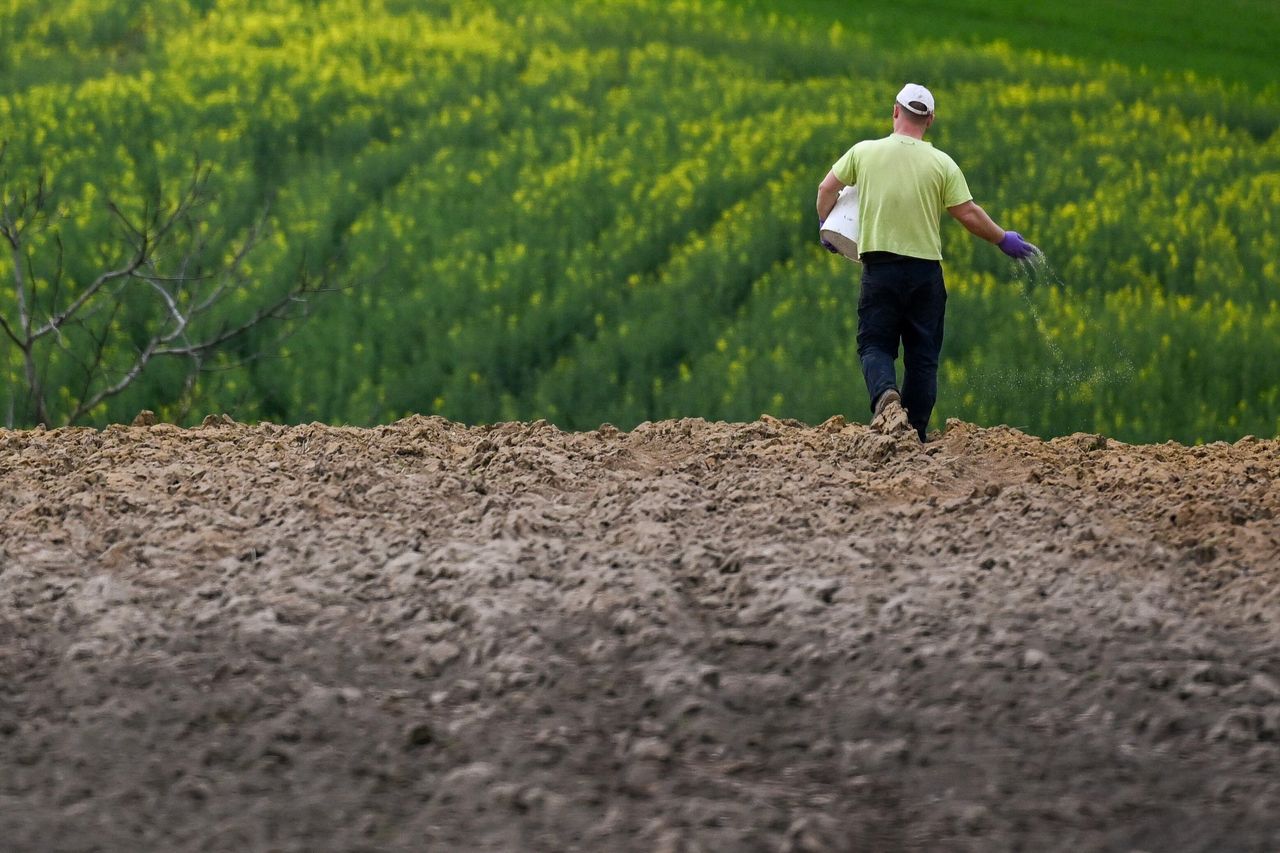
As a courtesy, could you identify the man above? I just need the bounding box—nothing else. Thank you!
[816,83,1037,442]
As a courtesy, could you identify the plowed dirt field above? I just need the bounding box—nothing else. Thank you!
[2,414,1278,851]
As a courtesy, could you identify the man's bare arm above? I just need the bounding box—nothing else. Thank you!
[816,170,845,223]
[947,199,1004,243]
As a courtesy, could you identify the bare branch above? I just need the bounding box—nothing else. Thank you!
[67,339,160,423]
[157,276,324,359]
[30,251,147,340]
[44,234,66,322]
[0,312,23,348]
[132,270,218,285]
[174,352,203,421]
[4,149,344,427]
[9,244,32,338]
[40,165,213,345]
[0,171,48,250]
[66,262,332,424]
[146,277,189,335]
[5,240,44,423]
[189,213,268,316]
[71,300,122,418]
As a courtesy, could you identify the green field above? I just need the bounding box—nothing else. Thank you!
[2,0,1278,442]
[740,0,1280,90]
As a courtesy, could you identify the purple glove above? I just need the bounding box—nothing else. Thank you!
[998,230,1038,259]
[818,222,838,254]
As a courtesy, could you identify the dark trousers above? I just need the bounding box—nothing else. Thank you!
[856,253,947,442]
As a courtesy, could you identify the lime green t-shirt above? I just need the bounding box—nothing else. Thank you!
[831,133,972,261]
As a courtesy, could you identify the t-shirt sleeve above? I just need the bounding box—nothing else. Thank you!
[831,145,858,185]
[943,157,972,208]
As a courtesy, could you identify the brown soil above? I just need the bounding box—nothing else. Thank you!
[2,414,1278,852]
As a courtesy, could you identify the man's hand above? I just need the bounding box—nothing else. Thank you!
[818,223,838,253]
[998,230,1039,259]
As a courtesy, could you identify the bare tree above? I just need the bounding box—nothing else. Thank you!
[0,143,337,427]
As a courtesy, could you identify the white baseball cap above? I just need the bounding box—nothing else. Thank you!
[896,83,935,116]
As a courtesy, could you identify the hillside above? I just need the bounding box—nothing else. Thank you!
[3,415,1278,850]
[741,0,1280,89]
[2,0,1279,441]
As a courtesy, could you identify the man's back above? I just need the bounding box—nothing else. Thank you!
[832,133,971,261]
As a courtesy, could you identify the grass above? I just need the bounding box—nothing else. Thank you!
[736,0,1280,91]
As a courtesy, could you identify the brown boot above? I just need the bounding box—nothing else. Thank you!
[870,389,910,434]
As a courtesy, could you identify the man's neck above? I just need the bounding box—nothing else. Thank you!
[892,123,928,140]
